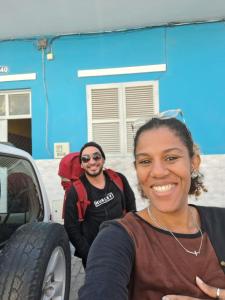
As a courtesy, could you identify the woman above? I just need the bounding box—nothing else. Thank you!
[78,113,225,299]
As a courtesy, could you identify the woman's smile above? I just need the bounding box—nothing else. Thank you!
[151,183,176,193]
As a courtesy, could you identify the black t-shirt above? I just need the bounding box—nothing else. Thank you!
[80,174,124,244]
[64,170,136,262]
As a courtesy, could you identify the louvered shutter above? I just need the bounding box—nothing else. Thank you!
[125,84,156,152]
[90,87,121,153]
[87,81,158,155]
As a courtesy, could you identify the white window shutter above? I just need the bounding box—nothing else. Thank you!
[125,84,156,153]
[87,81,158,155]
[90,87,121,153]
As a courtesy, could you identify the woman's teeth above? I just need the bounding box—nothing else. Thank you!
[152,184,174,192]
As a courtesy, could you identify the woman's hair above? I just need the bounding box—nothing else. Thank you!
[133,117,207,197]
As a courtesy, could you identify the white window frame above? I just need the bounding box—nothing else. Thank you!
[0,89,32,120]
[86,80,159,156]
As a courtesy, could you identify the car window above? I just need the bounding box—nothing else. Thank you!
[0,155,42,246]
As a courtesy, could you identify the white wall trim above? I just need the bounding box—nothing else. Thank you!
[78,64,166,78]
[0,73,36,82]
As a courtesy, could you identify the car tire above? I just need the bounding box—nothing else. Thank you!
[0,222,71,300]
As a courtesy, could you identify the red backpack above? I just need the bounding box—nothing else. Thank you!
[58,152,124,221]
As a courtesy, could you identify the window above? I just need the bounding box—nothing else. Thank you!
[0,90,32,153]
[0,90,31,119]
[87,81,159,155]
[0,155,42,245]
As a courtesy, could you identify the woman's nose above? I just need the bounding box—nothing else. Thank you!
[150,161,169,177]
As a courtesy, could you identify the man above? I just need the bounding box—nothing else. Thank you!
[64,141,136,267]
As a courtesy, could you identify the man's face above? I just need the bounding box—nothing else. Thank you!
[80,146,105,177]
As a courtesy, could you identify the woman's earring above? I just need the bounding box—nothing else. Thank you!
[191,170,199,179]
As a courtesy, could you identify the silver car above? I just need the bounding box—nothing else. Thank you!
[0,143,71,300]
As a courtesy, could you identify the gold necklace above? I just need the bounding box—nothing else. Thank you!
[147,207,203,256]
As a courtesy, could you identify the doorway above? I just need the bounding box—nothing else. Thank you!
[8,119,32,154]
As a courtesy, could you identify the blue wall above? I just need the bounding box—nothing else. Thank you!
[0,22,225,158]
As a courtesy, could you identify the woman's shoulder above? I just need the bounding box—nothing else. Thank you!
[100,212,137,233]
[99,212,141,243]
[193,204,225,228]
[90,216,136,259]
[101,212,149,245]
[194,204,225,216]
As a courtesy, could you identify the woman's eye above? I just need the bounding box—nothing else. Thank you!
[165,156,178,161]
[138,159,151,165]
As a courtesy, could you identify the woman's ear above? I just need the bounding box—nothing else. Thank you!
[192,154,201,171]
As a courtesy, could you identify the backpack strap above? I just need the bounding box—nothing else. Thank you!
[73,179,91,222]
[61,180,72,219]
[105,169,123,191]
[105,169,127,214]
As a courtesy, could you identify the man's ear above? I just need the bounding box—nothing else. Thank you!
[192,154,201,171]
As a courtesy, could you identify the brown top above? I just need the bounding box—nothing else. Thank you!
[118,212,225,300]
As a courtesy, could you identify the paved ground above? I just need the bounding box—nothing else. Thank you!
[69,256,85,300]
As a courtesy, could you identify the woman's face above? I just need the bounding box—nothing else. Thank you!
[135,126,200,213]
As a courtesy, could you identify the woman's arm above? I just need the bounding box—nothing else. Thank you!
[78,221,135,300]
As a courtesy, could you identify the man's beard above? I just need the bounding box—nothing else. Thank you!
[85,165,103,177]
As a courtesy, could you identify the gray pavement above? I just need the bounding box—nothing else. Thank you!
[69,256,85,300]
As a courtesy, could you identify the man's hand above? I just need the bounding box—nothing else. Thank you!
[162,276,225,299]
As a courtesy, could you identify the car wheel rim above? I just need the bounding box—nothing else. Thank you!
[41,246,66,300]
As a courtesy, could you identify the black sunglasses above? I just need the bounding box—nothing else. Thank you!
[81,152,102,163]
